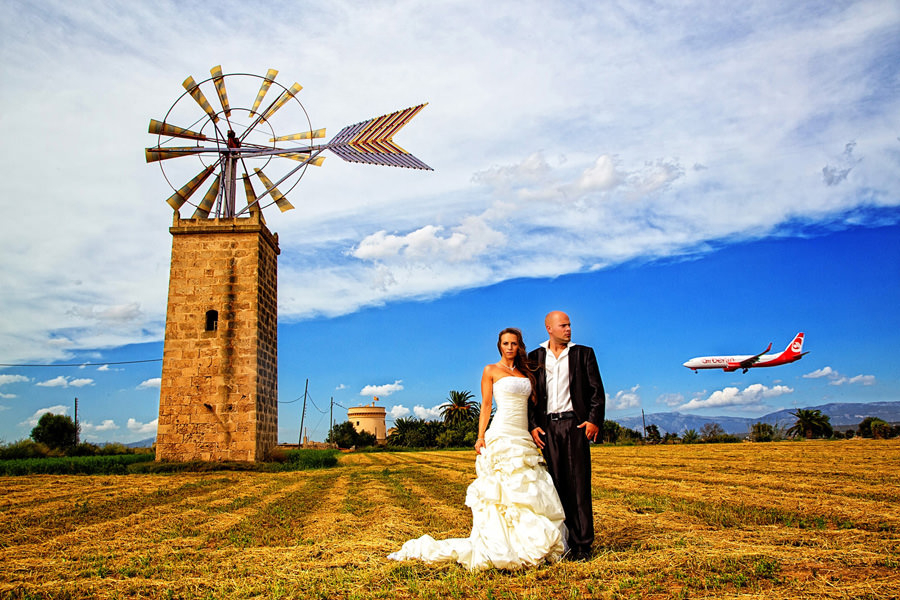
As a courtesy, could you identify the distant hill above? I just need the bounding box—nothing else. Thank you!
[125,437,155,448]
[614,401,900,435]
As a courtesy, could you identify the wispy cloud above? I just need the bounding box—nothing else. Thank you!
[360,380,404,397]
[0,375,30,386]
[803,366,875,386]
[413,405,443,420]
[35,376,94,388]
[388,405,411,419]
[137,378,161,390]
[609,385,641,411]
[127,418,157,436]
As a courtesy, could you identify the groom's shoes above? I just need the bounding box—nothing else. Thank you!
[565,547,592,562]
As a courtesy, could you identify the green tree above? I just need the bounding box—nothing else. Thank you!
[30,413,78,450]
[441,390,478,427]
[386,418,443,448]
[787,409,833,439]
[681,429,700,444]
[700,422,725,442]
[857,416,889,438]
[602,420,621,443]
[645,424,661,444]
[326,421,376,449]
[750,422,776,442]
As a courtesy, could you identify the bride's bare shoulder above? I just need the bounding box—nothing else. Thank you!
[482,364,504,380]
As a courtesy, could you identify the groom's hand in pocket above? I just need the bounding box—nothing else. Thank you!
[578,421,599,442]
[531,427,546,449]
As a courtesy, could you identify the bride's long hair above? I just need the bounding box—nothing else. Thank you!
[497,327,538,404]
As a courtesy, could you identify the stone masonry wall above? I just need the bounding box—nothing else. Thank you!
[156,212,280,462]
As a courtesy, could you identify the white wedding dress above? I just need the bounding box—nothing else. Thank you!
[388,376,567,570]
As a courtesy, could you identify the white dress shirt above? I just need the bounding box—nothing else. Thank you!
[541,340,574,414]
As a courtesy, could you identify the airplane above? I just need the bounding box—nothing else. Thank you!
[683,332,809,373]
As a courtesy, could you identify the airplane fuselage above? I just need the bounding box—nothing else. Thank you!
[683,333,808,373]
[683,352,801,371]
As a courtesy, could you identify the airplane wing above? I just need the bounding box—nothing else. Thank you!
[726,342,773,371]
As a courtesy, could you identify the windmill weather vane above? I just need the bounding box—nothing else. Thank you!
[146,66,431,219]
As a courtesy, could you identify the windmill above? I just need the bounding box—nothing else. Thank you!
[147,66,431,219]
[149,66,430,462]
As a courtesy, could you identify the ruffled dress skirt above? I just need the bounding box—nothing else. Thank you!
[388,377,566,570]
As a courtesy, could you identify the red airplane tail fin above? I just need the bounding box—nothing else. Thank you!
[782,332,805,357]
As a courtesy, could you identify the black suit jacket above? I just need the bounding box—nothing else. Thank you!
[528,344,606,432]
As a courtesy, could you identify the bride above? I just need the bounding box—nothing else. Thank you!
[388,328,567,570]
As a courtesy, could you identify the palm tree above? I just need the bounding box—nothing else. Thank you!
[681,429,700,444]
[787,409,833,439]
[440,390,478,427]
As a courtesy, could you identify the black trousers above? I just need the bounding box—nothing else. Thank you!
[543,417,594,552]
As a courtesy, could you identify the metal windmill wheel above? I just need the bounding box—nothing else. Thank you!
[147,66,431,220]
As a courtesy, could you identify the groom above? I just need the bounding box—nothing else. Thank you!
[528,310,605,561]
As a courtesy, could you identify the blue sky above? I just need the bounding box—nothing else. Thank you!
[1,1,898,444]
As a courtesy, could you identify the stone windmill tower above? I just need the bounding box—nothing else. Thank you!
[147,66,430,461]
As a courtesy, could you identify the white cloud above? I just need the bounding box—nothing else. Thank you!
[68,303,143,324]
[0,393,14,400]
[335,383,348,391]
[360,380,404,397]
[81,419,119,435]
[413,405,443,420]
[576,155,620,191]
[388,405,411,419]
[609,385,641,410]
[21,405,70,428]
[137,378,161,390]
[35,376,93,388]
[127,418,158,436]
[0,375,30,386]
[679,384,793,411]
[804,366,836,379]
[658,393,685,408]
[831,374,876,386]
[36,376,72,388]
[0,1,898,364]
[804,366,875,386]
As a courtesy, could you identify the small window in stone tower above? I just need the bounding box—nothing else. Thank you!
[205,310,219,331]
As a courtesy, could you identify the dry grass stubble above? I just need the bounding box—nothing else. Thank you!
[0,441,897,599]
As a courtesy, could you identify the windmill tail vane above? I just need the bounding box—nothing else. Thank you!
[146,66,431,219]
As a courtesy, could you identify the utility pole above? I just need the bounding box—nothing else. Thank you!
[641,409,646,440]
[329,396,333,439]
[298,378,308,447]
[74,397,79,444]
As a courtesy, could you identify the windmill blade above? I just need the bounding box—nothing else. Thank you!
[270,128,326,142]
[325,103,431,170]
[145,146,205,163]
[210,65,232,117]
[182,76,219,123]
[191,175,221,219]
[149,119,208,141]
[254,168,294,212]
[283,152,325,166]
[260,82,302,122]
[250,68,279,115]
[166,165,216,210]
[240,173,265,222]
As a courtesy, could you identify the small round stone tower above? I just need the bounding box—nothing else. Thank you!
[348,401,386,443]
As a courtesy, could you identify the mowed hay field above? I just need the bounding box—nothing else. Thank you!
[1,441,898,599]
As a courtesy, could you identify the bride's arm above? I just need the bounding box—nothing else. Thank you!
[474,366,494,454]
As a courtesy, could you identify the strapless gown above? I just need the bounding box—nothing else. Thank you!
[387,376,567,570]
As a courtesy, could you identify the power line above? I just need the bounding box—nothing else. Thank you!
[0,359,163,368]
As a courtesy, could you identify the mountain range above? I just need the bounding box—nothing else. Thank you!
[613,401,900,435]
